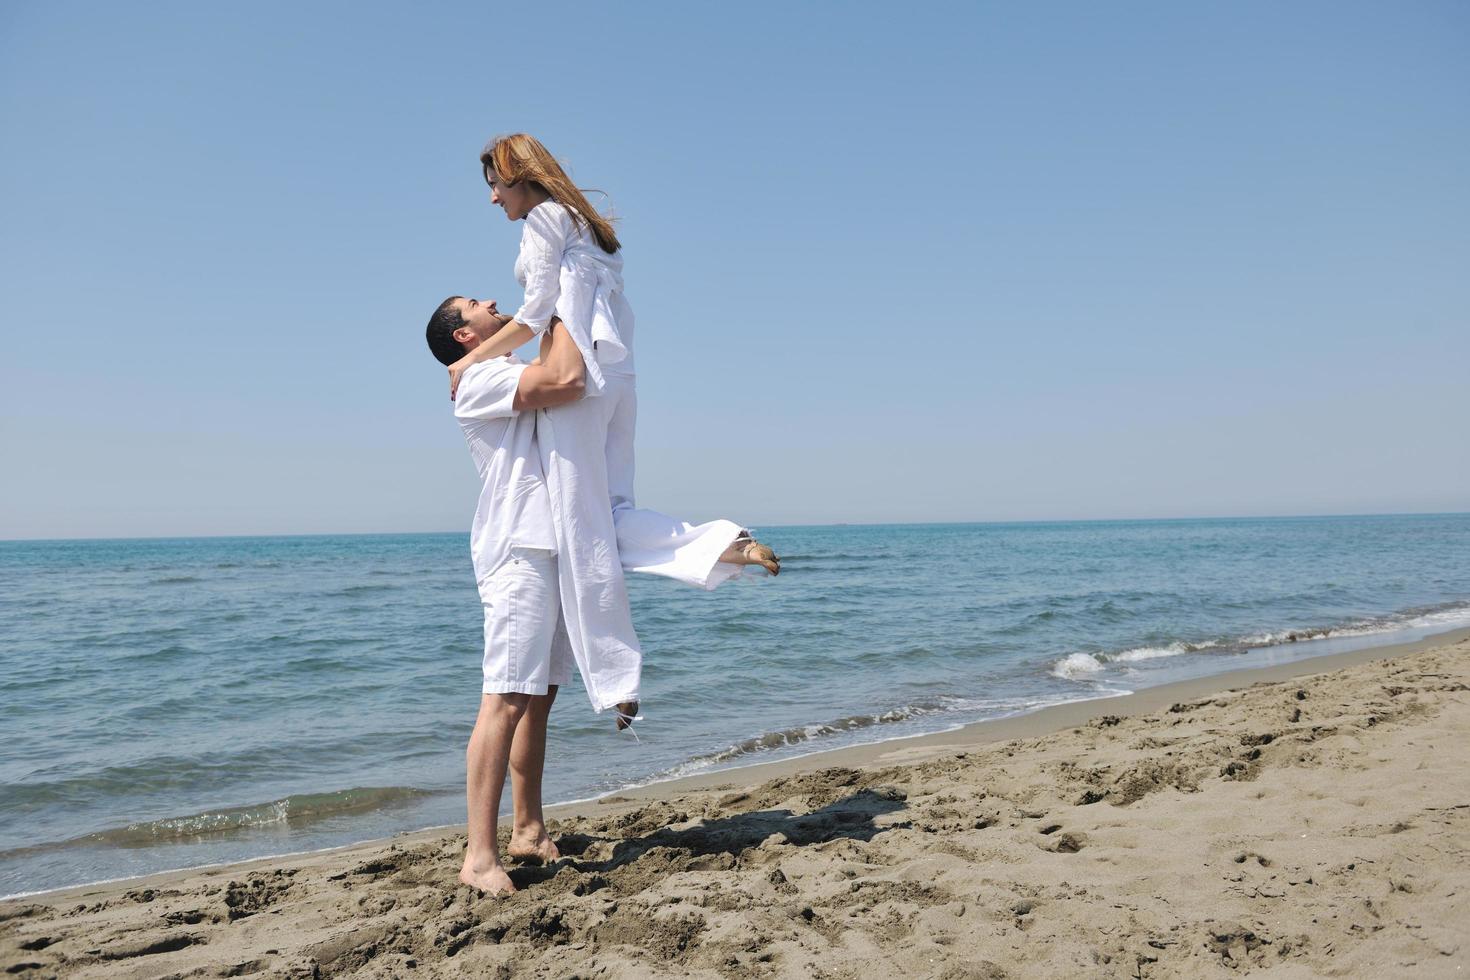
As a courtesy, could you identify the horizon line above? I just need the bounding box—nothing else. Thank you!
[3,509,1468,545]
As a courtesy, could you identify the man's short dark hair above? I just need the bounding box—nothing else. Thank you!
[425,296,467,366]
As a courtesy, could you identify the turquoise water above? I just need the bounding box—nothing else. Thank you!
[2,515,1469,896]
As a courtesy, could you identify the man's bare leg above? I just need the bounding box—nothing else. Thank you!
[507,686,561,864]
[461,692,531,893]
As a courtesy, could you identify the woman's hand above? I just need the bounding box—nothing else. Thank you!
[448,355,473,400]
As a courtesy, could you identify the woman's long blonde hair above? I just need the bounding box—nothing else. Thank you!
[481,134,620,254]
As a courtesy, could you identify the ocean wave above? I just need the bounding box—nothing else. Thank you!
[679,701,957,769]
[1050,653,1105,679]
[7,736,410,809]
[649,689,1098,775]
[1050,640,1215,679]
[1048,600,1470,681]
[1234,602,1470,649]
[0,786,434,858]
[336,583,399,595]
[1407,604,1470,630]
[126,643,201,665]
[855,645,932,665]
[636,688,1135,789]
[1111,641,1211,663]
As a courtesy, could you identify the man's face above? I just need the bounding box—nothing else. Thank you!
[453,297,511,350]
[487,170,538,221]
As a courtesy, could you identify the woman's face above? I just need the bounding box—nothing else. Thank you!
[487,170,538,221]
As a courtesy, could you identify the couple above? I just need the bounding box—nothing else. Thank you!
[424,134,779,895]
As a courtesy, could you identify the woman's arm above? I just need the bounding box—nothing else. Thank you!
[448,204,570,397]
[447,318,533,397]
[510,204,569,333]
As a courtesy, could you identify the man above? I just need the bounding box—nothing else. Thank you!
[426,296,779,894]
[427,299,585,894]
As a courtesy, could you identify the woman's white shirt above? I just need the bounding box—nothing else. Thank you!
[512,201,634,395]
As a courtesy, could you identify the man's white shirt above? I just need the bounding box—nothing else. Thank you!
[454,357,556,586]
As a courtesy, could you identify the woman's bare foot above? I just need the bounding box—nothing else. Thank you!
[720,534,780,575]
[507,831,561,865]
[459,859,516,895]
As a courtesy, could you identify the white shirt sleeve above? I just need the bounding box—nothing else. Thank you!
[453,360,526,421]
[513,203,572,334]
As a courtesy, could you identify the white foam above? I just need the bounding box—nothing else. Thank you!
[1109,642,1193,664]
[1239,612,1464,650]
[1051,652,1104,679]
[610,689,1135,796]
[1407,606,1470,631]
[1049,601,1470,689]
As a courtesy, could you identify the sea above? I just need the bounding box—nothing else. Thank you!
[3,514,1469,897]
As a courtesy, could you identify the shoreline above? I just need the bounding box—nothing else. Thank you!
[14,623,1468,907]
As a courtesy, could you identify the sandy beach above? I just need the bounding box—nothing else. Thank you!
[3,629,1467,978]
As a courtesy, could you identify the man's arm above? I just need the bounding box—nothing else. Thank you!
[448,207,570,397]
[527,329,554,366]
[448,319,534,398]
[512,320,585,411]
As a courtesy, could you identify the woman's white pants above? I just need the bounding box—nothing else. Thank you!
[537,373,745,712]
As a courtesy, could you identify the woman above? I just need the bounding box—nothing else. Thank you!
[449,134,777,728]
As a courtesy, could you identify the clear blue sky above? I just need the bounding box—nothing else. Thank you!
[2,1,1466,539]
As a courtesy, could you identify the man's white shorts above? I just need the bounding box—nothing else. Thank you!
[478,548,574,696]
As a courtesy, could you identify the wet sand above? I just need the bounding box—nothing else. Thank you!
[4,629,1468,978]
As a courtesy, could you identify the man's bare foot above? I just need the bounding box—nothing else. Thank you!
[507,832,561,865]
[720,535,780,575]
[458,860,516,895]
